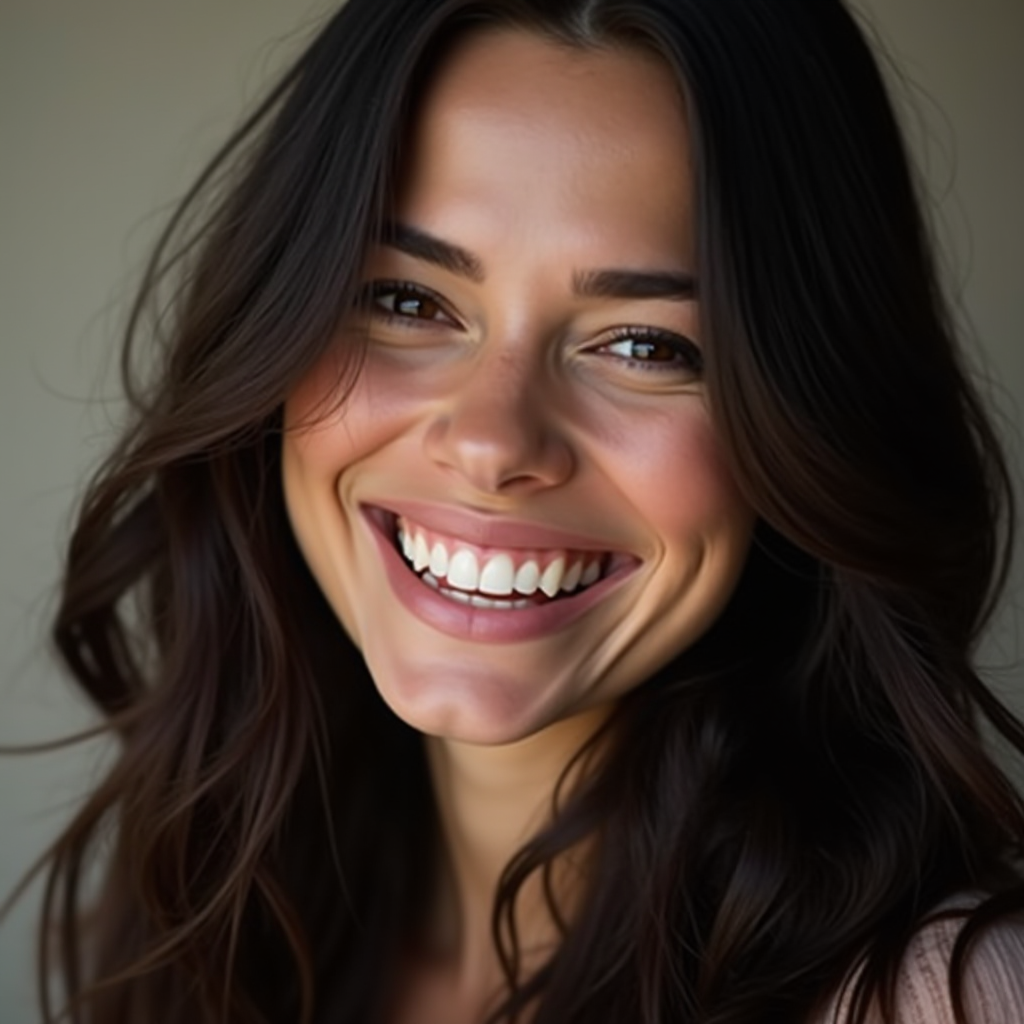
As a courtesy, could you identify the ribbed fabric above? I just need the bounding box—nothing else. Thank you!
[823,896,1024,1022]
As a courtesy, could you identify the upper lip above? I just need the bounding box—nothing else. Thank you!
[366,499,632,554]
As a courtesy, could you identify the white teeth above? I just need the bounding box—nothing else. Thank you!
[429,542,449,578]
[469,593,532,610]
[513,560,540,595]
[424,570,529,609]
[397,522,608,602]
[539,556,566,598]
[479,553,515,596]
[414,534,431,572]
[447,549,480,592]
[561,560,583,593]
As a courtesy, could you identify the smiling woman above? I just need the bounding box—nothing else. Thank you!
[282,32,753,747]
[16,1,1024,1023]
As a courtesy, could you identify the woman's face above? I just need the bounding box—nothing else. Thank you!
[282,30,755,746]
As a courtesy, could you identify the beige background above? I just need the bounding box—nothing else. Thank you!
[1,1,1021,1019]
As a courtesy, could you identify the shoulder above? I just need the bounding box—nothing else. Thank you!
[822,894,1024,1024]
[892,896,1024,1023]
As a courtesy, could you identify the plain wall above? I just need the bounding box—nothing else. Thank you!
[1,1,1021,1019]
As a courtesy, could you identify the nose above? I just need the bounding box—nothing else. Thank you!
[423,348,574,496]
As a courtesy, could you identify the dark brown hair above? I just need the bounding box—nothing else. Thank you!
[13,0,1024,1022]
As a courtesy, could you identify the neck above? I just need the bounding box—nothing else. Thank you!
[421,706,608,1001]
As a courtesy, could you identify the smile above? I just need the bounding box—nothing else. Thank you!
[396,515,607,610]
[362,503,639,642]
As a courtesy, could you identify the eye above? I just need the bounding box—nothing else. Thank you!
[595,327,704,376]
[362,280,458,326]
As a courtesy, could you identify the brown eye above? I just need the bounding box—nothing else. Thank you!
[370,282,453,323]
[598,329,704,376]
[610,338,676,362]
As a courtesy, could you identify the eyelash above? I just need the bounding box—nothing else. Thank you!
[360,279,702,376]
[361,280,456,326]
[596,326,704,376]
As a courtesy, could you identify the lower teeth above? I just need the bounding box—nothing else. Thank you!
[421,571,534,610]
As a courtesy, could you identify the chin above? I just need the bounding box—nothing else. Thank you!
[362,649,580,747]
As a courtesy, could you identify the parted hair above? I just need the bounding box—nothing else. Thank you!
[19,0,1024,1022]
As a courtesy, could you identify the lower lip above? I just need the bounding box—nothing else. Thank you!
[363,510,636,644]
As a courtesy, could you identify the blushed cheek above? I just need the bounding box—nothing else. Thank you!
[622,407,748,539]
[283,352,392,474]
[283,347,348,436]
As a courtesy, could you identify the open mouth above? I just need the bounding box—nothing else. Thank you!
[389,512,627,611]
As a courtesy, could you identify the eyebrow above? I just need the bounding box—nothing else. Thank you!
[572,268,698,301]
[381,222,698,300]
[382,223,485,282]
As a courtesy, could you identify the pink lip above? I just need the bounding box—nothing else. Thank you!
[370,499,622,552]
[361,506,640,644]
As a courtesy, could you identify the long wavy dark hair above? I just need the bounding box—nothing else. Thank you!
[15,0,1024,1021]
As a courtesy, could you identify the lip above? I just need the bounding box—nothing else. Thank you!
[372,499,622,552]
[361,504,640,643]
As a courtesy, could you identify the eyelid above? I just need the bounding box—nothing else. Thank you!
[604,324,700,348]
[592,325,704,375]
[361,279,462,327]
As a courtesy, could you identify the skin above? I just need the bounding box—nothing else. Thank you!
[281,29,756,1022]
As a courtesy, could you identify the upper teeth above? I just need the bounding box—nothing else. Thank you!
[397,518,604,599]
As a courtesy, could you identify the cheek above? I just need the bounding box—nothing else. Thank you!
[595,400,748,544]
[280,355,366,574]
[612,410,753,678]
[660,416,745,534]
[285,351,351,454]
[283,349,409,477]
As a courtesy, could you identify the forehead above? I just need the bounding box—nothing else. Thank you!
[394,29,694,266]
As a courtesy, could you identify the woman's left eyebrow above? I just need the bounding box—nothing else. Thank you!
[381,221,698,300]
[572,268,698,301]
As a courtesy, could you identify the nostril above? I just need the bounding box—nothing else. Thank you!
[422,399,575,494]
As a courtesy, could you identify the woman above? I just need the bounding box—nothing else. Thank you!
[27,0,1024,1021]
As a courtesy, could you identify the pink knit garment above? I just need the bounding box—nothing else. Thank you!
[823,896,1024,1023]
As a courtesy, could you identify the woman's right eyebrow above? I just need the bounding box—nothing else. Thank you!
[381,222,485,282]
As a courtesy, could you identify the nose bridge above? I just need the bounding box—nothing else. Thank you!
[467,343,538,429]
[424,338,573,494]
